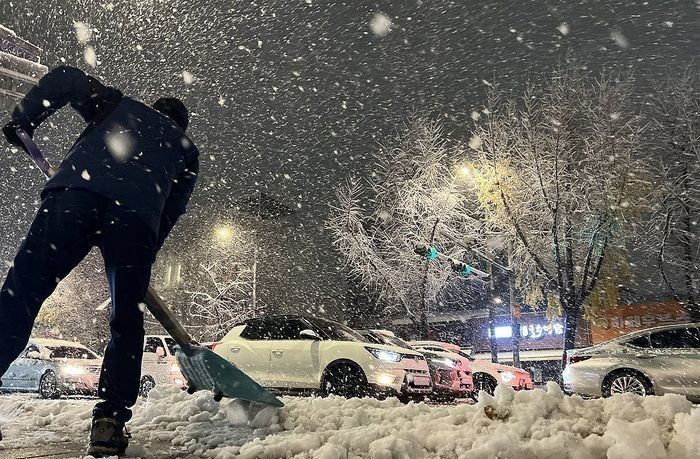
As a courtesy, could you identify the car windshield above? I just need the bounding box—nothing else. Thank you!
[47,346,97,359]
[164,337,178,355]
[312,318,364,342]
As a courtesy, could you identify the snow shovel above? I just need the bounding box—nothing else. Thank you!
[13,128,284,408]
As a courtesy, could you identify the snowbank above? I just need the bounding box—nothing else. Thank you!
[0,383,698,458]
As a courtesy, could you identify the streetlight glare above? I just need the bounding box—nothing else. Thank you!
[214,225,235,242]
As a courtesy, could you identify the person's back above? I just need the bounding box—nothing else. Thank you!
[1,65,199,457]
[45,95,198,233]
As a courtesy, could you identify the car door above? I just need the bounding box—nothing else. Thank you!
[267,318,322,389]
[645,327,700,396]
[142,337,168,384]
[3,343,41,390]
[227,319,273,386]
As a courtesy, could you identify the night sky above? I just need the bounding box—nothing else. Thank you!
[0,0,697,318]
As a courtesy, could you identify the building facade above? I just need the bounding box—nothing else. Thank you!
[0,25,47,112]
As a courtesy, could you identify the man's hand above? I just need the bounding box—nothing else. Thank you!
[2,120,32,149]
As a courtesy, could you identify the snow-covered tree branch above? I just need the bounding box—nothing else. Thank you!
[472,62,646,353]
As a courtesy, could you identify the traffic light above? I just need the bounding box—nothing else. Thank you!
[414,243,438,260]
[451,260,475,276]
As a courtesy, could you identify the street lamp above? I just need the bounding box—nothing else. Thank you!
[214,224,235,244]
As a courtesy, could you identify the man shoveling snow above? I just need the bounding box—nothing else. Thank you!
[0,65,199,457]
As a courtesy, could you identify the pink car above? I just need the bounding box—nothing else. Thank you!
[411,341,533,396]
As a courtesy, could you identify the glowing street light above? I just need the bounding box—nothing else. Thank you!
[214,225,235,243]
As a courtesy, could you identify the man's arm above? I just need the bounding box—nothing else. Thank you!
[2,66,112,146]
[156,146,200,251]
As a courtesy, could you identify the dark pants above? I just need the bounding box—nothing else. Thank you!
[0,189,155,424]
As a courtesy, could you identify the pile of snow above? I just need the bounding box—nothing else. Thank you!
[1,383,699,458]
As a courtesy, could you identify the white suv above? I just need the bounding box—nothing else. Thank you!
[213,315,432,398]
[140,335,187,396]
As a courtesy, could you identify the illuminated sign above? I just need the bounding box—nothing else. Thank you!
[487,321,564,340]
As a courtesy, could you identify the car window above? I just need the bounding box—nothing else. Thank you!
[650,328,700,349]
[240,319,277,340]
[144,337,164,353]
[23,344,39,356]
[273,319,312,340]
[310,318,363,341]
[627,335,651,348]
[47,346,97,359]
[164,337,178,355]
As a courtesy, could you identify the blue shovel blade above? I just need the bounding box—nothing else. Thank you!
[174,344,283,407]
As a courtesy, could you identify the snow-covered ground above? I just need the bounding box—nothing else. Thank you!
[1,383,699,459]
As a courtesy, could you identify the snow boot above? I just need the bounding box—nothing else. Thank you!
[87,417,130,457]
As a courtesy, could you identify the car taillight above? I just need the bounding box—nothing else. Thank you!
[567,355,591,365]
[210,341,222,351]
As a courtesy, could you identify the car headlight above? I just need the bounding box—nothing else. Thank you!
[428,356,456,368]
[61,365,86,376]
[499,371,515,383]
[365,347,402,363]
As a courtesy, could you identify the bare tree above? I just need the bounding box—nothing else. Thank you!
[472,62,646,354]
[187,257,259,341]
[646,67,699,319]
[328,119,482,336]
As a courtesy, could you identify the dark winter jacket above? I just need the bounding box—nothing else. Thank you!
[6,66,199,250]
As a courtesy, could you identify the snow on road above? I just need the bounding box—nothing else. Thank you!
[1,383,699,459]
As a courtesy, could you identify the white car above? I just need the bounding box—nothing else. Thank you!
[1,338,102,398]
[562,323,700,401]
[410,341,533,395]
[140,335,187,396]
[213,315,432,398]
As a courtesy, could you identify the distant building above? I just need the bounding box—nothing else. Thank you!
[0,25,47,111]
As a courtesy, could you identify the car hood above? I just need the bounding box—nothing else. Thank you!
[475,360,529,375]
[361,342,423,357]
[50,358,103,367]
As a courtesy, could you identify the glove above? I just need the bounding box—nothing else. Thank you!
[2,119,33,149]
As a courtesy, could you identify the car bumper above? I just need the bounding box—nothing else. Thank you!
[431,368,473,395]
[58,375,99,394]
[367,368,432,395]
[562,366,602,397]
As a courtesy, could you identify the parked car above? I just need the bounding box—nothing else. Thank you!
[368,330,473,401]
[410,340,533,396]
[212,315,431,399]
[140,335,187,396]
[562,323,700,401]
[358,330,433,401]
[1,338,102,398]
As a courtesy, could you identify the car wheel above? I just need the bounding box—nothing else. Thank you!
[322,362,368,398]
[139,376,156,398]
[39,371,60,399]
[473,373,497,399]
[603,370,653,397]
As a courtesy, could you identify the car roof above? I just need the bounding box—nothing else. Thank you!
[31,338,88,348]
[239,314,345,327]
[604,322,700,344]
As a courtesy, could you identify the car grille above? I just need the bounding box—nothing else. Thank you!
[406,368,429,375]
[401,354,425,361]
[87,366,102,376]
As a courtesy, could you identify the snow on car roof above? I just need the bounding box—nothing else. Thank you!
[31,338,89,348]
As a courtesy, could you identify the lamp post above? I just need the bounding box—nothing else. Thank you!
[454,162,521,366]
[213,224,258,316]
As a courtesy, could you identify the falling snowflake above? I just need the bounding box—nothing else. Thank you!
[557,23,570,36]
[468,134,482,150]
[369,13,392,37]
[105,131,135,162]
[81,169,91,181]
[73,21,92,44]
[84,46,97,67]
[182,71,194,84]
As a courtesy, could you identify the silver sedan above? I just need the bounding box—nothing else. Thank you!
[562,323,700,401]
[1,338,103,398]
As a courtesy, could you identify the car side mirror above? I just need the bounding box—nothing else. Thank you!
[26,351,43,360]
[155,346,166,358]
[299,329,320,340]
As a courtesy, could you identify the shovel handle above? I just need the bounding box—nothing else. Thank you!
[15,128,56,178]
[144,287,194,347]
